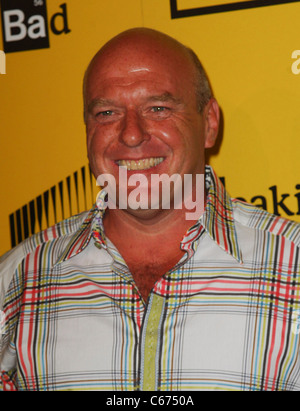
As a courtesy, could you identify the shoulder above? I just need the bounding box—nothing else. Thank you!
[0,209,93,308]
[232,198,300,246]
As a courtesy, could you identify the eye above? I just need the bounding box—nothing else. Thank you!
[151,106,167,113]
[96,110,114,117]
[147,106,172,120]
[94,110,118,123]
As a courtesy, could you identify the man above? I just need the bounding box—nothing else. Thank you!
[1,28,300,391]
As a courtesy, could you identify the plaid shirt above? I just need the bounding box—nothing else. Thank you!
[1,166,300,391]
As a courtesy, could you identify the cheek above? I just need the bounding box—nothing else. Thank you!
[149,120,185,151]
[158,123,201,160]
[86,128,107,174]
[86,123,111,157]
[86,122,96,151]
[86,125,120,177]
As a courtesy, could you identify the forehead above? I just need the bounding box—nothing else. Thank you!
[84,34,197,99]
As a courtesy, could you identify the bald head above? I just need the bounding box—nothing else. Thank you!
[83,28,212,121]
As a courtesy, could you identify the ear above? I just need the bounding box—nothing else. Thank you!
[203,98,220,149]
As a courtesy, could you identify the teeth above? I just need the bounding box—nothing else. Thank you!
[117,157,164,170]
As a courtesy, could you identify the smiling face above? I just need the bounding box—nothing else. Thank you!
[84,29,219,215]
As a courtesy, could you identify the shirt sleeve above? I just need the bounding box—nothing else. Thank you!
[0,245,25,391]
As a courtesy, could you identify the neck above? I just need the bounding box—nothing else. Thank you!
[103,174,206,238]
[103,205,200,246]
[102,203,203,303]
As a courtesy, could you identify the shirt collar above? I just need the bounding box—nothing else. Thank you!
[55,166,243,265]
[201,165,243,263]
[54,206,97,265]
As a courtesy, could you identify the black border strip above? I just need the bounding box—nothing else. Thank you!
[8,165,97,247]
[170,0,300,18]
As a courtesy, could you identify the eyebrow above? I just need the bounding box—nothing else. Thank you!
[87,92,183,114]
[146,92,183,105]
[87,98,116,113]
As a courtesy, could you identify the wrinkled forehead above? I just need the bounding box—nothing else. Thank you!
[84,31,197,93]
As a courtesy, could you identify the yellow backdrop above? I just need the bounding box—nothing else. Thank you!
[0,0,299,255]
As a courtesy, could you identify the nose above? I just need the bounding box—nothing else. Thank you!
[119,109,149,147]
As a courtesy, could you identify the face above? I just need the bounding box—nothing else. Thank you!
[84,33,219,213]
